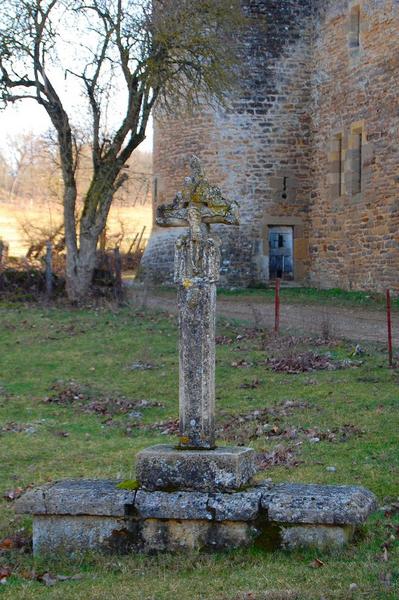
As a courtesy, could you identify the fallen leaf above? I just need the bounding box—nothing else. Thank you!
[239,379,261,389]
[0,567,11,579]
[310,558,325,569]
[0,531,31,551]
[37,572,58,586]
[3,487,24,501]
[383,547,389,562]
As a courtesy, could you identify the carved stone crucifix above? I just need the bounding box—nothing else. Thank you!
[156,156,239,449]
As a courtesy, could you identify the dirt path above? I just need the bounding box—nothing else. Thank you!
[127,287,398,345]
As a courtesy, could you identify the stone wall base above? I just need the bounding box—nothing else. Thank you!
[31,515,357,555]
[15,480,377,556]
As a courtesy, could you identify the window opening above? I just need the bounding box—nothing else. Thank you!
[350,6,361,48]
[338,135,343,196]
[154,176,158,203]
[282,177,288,200]
[352,130,363,195]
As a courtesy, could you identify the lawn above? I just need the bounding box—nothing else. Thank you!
[219,286,399,312]
[0,301,398,599]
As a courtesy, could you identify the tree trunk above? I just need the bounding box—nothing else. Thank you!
[63,173,117,303]
[63,183,99,303]
[65,234,98,303]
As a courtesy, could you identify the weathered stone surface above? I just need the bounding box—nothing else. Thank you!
[136,445,256,492]
[135,483,271,522]
[154,157,239,450]
[32,515,137,555]
[177,244,218,449]
[142,1,399,294]
[135,490,211,521]
[140,519,259,553]
[261,483,377,525]
[280,525,355,551]
[14,480,136,517]
[15,479,378,555]
[208,485,270,522]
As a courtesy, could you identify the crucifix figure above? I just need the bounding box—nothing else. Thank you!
[156,156,239,449]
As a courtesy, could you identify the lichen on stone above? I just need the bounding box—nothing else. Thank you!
[116,480,140,491]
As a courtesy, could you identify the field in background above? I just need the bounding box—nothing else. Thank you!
[0,302,398,599]
[0,200,153,257]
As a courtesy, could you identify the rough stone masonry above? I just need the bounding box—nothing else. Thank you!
[15,158,377,554]
[141,0,399,293]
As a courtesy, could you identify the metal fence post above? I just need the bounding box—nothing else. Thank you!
[275,278,281,334]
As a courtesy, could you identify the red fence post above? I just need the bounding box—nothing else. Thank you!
[275,278,281,334]
[386,289,393,368]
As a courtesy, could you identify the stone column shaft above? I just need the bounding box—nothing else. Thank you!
[175,234,220,449]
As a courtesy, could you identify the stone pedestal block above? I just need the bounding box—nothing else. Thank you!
[136,444,256,492]
[14,479,377,556]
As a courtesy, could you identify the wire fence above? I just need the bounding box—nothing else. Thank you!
[128,282,399,367]
[265,279,397,366]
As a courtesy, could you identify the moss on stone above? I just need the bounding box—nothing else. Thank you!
[117,480,140,491]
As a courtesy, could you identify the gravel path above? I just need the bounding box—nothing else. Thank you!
[127,288,398,345]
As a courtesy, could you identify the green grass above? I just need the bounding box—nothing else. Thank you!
[218,286,398,311]
[0,302,398,599]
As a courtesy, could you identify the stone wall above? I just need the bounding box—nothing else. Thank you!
[141,0,314,286]
[141,0,399,292]
[309,0,399,292]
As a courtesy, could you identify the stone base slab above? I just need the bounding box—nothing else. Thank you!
[280,525,355,551]
[136,444,256,492]
[33,515,138,555]
[14,479,377,556]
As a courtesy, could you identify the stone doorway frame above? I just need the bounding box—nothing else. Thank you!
[259,215,309,283]
[268,225,294,281]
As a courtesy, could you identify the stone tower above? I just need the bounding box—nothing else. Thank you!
[141,0,399,292]
[141,0,314,286]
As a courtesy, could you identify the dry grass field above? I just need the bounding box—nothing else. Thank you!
[0,200,152,257]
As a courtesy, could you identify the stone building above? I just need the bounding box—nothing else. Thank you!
[141,0,399,292]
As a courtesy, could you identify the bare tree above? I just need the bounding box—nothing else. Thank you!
[0,0,243,301]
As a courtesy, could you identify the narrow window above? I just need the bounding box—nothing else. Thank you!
[352,130,363,195]
[350,6,361,48]
[337,134,344,196]
[331,134,344,198]
[153,176,158,203]
[282,177,288,200]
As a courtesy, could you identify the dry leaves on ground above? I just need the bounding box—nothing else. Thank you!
[256,445,301,469]
[0,568,83,587]
[3,485,33,502]
[239,379,262,389]
[0,530,31,553]
[0,422,38,434]
[310,558,325,569]
[43,380,163,418]
[266,352,362,374]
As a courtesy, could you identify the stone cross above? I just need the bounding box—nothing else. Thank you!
[156,156,239,449]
